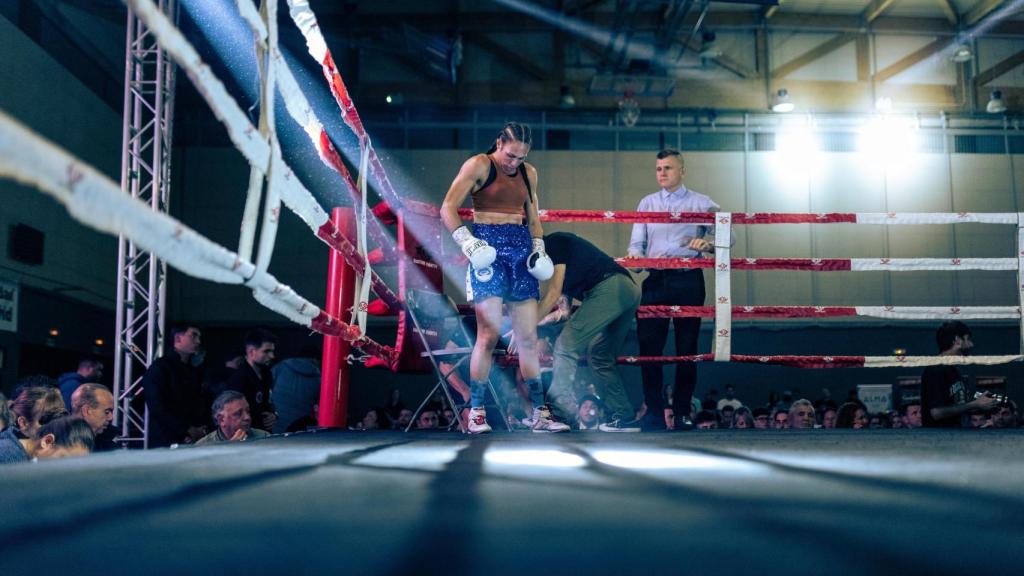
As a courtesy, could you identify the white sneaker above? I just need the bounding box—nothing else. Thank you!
[531,406,570,433]
[467,407,492,434]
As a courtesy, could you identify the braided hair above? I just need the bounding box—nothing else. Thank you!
[486,121,533,154]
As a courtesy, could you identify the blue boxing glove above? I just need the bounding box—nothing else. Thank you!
[527,237,553,281]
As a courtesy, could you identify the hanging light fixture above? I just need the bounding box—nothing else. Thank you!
[987,90,1008,114]
[559,85,576,109]
[699,31,721,59]
[952,43,973,63]
[771,88,795,113]
[619,91,641,127]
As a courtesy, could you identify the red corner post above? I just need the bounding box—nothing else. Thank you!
[319,207,356,428]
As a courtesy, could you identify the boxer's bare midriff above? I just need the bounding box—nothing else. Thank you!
[473,210,524,225]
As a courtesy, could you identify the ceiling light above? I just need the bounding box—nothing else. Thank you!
[619,92,641,127]
[952,44,973,63]
[771,88,795,113]
[987,90,1007,114]
[699,31,721,59]
[559,85,576,109]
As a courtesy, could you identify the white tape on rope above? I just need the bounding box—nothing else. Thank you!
[855,306,1021,320]
[354,140,372,333]
[863,355,1022,368]
[856,213,1018,225]
[714,212,732,361]
[286,0,329,61]
[850,258,1017,271]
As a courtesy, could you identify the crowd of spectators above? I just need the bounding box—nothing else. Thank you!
[3,321,1020,463]
[663,386,1019,431]
[1,325,326,465]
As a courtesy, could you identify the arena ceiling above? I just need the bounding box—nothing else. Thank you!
[5,1,1024,113]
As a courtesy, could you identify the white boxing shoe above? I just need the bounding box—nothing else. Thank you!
[467,407,492,434]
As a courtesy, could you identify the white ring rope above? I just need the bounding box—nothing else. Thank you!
[862,355,1022,368]
[855,213,1019,225]
[0,111,318,327]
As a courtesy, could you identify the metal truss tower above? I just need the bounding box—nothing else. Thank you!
[113,0,178,449]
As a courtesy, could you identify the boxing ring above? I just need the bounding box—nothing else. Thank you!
[3,2,1024,572]
[3,0,1024,433]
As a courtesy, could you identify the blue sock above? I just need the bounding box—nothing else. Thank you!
[524,377,544,409]
[470,379,488,408]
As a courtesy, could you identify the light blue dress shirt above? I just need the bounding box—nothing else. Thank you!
[628,185,720,258]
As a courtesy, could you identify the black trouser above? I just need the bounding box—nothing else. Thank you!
[636,269,705,422]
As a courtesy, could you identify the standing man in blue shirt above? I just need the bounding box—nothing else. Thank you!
[625,149,721,431]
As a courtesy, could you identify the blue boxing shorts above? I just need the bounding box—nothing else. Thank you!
[466,223,540,303]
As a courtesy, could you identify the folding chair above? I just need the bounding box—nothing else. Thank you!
[404,289,512,432]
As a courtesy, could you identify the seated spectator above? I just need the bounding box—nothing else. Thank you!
[770,407,789,429]
[869,412,893,429]
[991,401,1018,429]
[9,385,67,439]
[788,399,816,429]
[816,400,838,429]
[415,409,440,430]
[835,402,868,429]
[752,407,771,429]
[272,345,322,435]
[58,358,104,410]
[70,383,116,451]
[577,394,606,430]
[195,391,269,445]
[351,407,383,431]
[968,411,990,429]
[393,408,414,430]
[901,402,922,429]
[732,406,754,429]
[1,415,94,464]
[719,405,736,429]
[441,408,457,428]
[694,410,719,430]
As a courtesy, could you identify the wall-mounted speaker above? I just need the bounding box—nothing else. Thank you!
[8,223,44,265]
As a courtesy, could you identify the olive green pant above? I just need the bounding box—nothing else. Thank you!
[547,272,641,421]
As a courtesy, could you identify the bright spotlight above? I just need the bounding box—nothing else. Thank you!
[859,116,919,164]
[776,126,818,157]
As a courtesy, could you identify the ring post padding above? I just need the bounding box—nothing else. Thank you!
[714,212,732,361]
